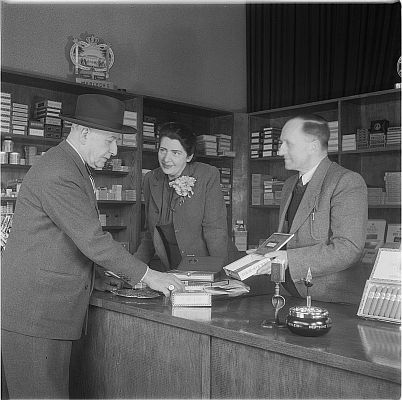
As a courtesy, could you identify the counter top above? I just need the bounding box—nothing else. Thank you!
[90,291,401,384]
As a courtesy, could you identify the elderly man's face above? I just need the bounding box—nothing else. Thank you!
[278,118,316,173]
[84,128,118,169]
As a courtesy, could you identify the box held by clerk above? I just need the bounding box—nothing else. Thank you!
[224,232,294,281]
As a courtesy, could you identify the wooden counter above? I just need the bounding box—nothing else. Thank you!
[70,291,401,399]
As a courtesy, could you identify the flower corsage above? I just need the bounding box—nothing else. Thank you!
[169,176,196,205]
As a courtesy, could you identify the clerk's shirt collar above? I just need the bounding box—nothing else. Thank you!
[66,139,85,165]
[299,156,326,185]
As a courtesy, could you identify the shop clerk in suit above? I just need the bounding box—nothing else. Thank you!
[135,122,231,270]
[1,95,184,399]
[255,115,368,304]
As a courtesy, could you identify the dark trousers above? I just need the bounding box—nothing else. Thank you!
[1,329,72,399]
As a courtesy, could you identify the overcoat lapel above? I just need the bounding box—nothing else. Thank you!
[60,141,98,334]
[279,157,333,233]
[60,141,99,213]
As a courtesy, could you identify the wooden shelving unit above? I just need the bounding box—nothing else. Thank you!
[247,88,401,246]
[1,68,237,253]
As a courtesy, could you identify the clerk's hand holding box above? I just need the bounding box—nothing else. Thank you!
[254,250,288,275]
[224,233,293,281]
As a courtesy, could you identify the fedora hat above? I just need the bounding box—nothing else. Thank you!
[62,94,136,134]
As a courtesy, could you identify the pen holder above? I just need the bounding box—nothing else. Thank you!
[262,261,287,328]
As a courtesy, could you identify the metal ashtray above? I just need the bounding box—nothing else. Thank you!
[286,306,332,337]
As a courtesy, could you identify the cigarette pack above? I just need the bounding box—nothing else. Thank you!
[357,248,401,324]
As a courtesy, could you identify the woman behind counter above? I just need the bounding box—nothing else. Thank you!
[135,122,234,271]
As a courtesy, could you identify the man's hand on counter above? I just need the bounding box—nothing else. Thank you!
[141,268,185,297]
[94,274,125,292]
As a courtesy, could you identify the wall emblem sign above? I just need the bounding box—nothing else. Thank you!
[70,34,115,89]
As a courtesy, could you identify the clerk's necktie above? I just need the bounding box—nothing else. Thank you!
[282,175,307,298]
[286,176,306,230]
[85,163,96,193]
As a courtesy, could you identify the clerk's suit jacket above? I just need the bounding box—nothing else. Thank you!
[1,140,148,340]
[279,157,368,304]
[135,162,232,269]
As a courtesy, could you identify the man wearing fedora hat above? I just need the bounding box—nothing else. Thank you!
[1,94,184,399]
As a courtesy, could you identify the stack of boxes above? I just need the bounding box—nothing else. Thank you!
[142,117,157,150]
[1,92,11,135]
[265,178,284,205]
[33,99,62,139]
[25,145,41,166]
[384,172,401,205]
[218,167,231,205]
[327,121,339,152]
[250,127,280,158]
[369,120,388,149]
[354,120,400,150]
[216,134,234,156]
[11,102,29,135]
[341,133,356,151]
[386,126,401,147]
[251,174,284,206]
[250,129,262,159]
[122,111,137,147]
[251,174,271,205]
[261,127,280,157]
[28,121,45,137]
[356,128,370,150]
[95,184,130,201]
[196,134,217,156]
[367,172,402,206]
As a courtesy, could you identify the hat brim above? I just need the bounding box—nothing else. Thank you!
[61,115,137,134]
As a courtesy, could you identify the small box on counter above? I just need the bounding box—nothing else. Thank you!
[170,292,212,307]
[167,270,218,282]
[357,248,401,324]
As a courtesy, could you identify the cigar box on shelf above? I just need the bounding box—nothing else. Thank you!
[357,248,401,324]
